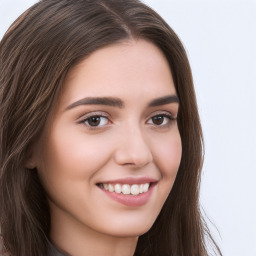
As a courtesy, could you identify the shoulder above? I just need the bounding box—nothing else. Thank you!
[0,235,10,256]
[47,240,70,256]
[0,243,10,256]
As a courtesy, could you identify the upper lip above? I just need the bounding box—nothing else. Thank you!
[97,177,159,185]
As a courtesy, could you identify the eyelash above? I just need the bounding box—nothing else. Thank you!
[78,111,176,130]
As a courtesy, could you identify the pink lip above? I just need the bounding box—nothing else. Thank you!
[98,181,157,207]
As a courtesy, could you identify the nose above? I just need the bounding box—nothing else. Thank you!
[113,125,153,169]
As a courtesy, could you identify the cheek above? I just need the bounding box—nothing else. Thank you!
[37,126,114,184]
[146,129,181,223]
[151,130,182,179]
[35,127,115,212]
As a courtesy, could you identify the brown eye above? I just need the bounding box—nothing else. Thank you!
[147,114,174,126]
[84,116,108,127]
[152,116,164,125]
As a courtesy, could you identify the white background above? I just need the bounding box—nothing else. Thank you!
[0,0,255,255]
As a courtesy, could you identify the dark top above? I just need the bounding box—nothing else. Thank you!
[47,241,71,256]
[0,236,70,256]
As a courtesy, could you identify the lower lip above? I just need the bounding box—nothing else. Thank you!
[100,183,156,207]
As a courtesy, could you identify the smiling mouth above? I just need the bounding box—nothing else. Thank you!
[96,183,152,195]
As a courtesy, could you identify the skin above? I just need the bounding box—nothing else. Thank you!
[29,39,182,256]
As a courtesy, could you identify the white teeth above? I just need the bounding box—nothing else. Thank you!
[131,184,140,195]
[108,184,114,192]
[122,184,131,195]
[100,183,151,195]
[143,183,150,192]
[114,184,122,193]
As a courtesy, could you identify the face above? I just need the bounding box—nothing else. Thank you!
[31,39,182,238]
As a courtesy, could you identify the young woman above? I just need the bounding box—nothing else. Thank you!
[0,0,221,255]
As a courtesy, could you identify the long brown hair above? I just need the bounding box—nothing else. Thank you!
[0,0,221,255]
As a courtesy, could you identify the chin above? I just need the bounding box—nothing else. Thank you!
[98,215,156,238]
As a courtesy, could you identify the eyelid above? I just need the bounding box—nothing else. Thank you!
[147,110,176,120]
[77,111,109,119]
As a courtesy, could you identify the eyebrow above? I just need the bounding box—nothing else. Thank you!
[65,95,179,110]
[148,95,179,107]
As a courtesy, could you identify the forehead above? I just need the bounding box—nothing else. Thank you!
[58,39,176,110]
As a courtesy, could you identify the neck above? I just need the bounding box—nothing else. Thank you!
[49,204,138,256]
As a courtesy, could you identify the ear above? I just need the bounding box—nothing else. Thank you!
[24,147,38,169]
[25,159,37,169]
